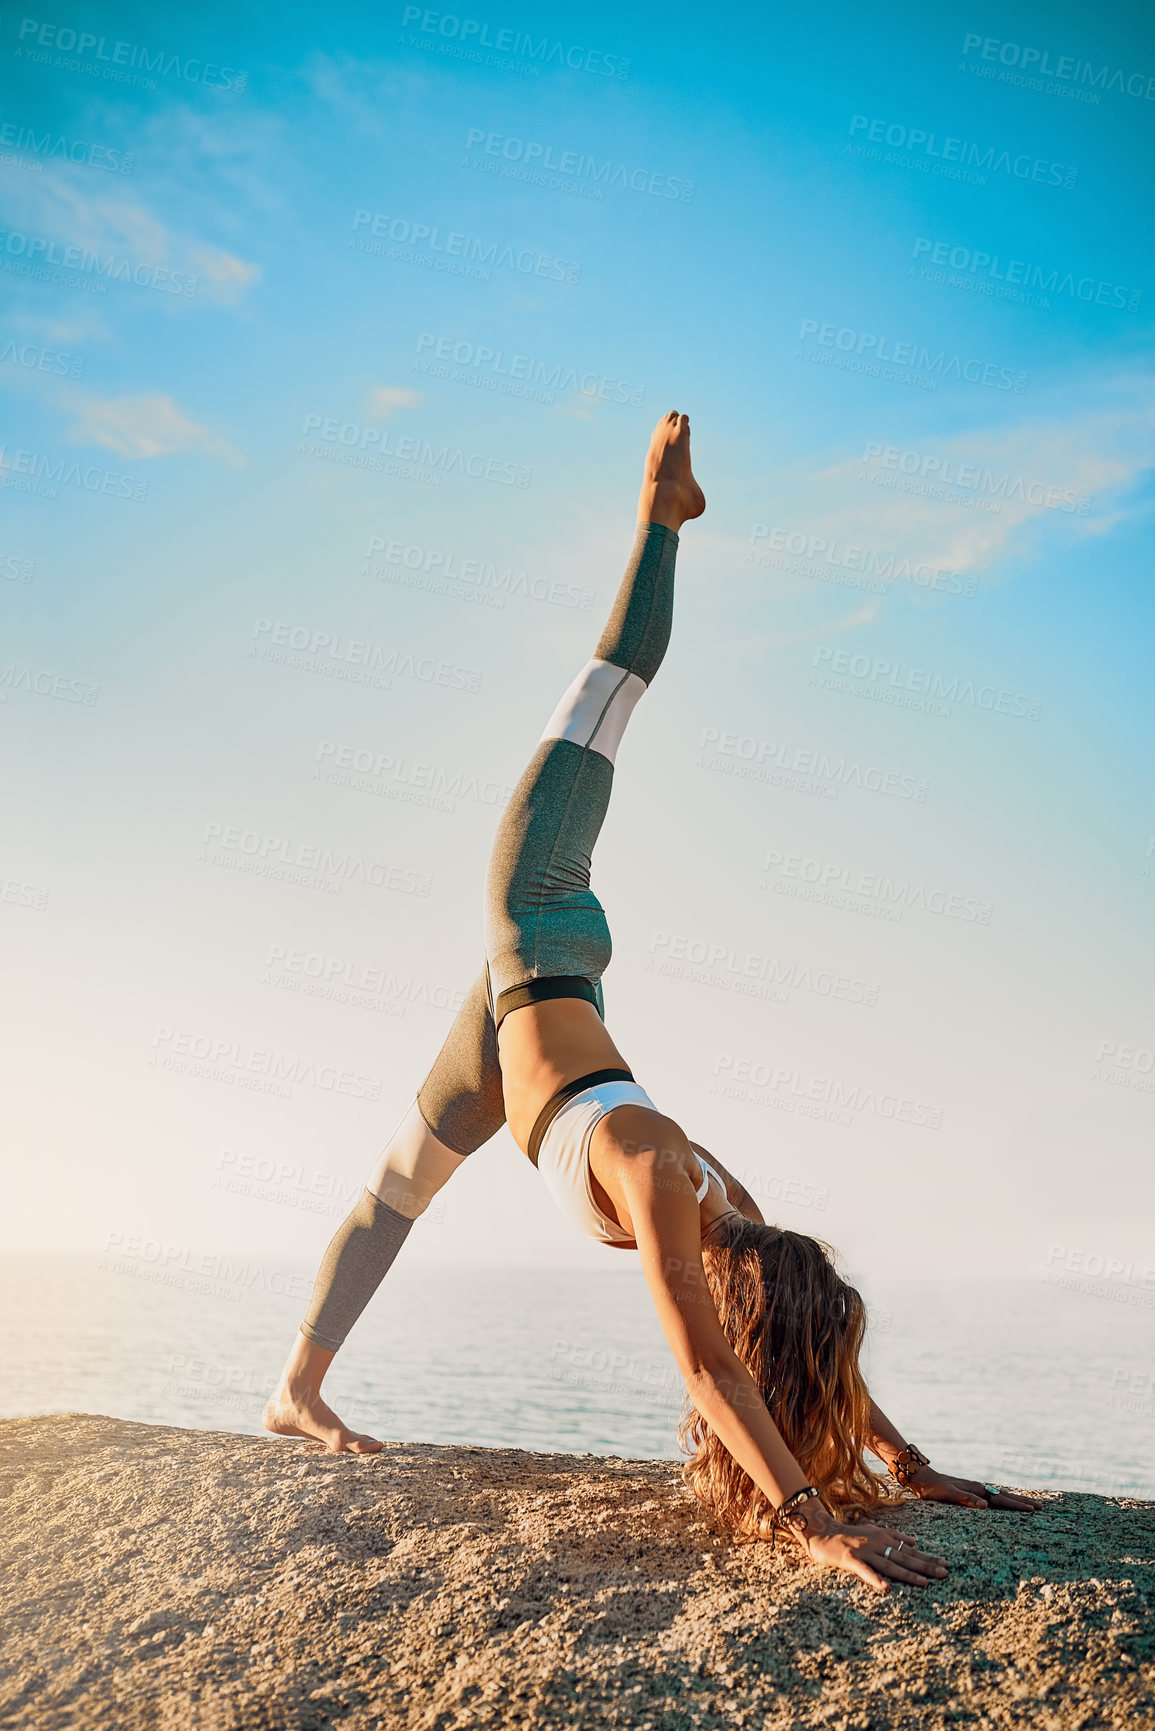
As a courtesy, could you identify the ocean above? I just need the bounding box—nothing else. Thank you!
[3,1256,1151,1499]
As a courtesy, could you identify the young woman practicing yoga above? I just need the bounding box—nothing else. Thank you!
[266,413,1037,1592]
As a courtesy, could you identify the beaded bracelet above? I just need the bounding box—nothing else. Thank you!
[890,1443,931,1487]
[772,1484,822,1550]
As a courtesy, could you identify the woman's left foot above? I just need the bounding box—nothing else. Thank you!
[263,1385,383,1453]
[638,410,706,533]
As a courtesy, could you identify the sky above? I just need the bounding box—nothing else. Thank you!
[2,0,1153,1290]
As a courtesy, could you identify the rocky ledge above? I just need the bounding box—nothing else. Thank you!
[2,1415,1152,1729]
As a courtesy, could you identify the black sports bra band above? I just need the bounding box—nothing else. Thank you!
[526,1068,635,1167]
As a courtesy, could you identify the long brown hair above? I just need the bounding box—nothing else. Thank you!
[678,1216,900,1536]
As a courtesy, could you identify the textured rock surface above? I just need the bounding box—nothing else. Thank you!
[2,1414,1152,1729]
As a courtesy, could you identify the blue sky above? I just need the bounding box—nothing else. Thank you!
[2,0,1153,1284]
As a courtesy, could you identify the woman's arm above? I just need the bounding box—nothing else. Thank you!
[598,1108,948,1591]
[868,1399,1039,1512]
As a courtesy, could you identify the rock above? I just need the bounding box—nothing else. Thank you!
[2,1414,1152,1729]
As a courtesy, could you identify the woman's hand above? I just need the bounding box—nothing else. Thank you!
[903,1466,1040,1512]
[787,1510,948,1593]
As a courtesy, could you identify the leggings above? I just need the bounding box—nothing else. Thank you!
[300,523,679,1349]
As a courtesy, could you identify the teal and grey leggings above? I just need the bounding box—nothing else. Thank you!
[300,523,680,1349]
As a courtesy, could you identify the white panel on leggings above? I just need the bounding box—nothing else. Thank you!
[367,1100,466,1219]
[539,658,647,765]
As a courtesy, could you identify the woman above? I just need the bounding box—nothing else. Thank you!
[266,413,1037,1592]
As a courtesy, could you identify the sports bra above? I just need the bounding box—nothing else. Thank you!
[532,1075,731,1246]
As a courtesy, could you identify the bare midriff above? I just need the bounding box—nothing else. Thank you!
[496,997,631,1152]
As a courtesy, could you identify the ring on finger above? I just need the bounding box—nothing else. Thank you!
[984,1484,1000,1496]
[884,1545,892,1558]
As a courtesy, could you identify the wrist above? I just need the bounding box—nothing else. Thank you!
[772,1485,835,1552]
[889,1443,931,1487]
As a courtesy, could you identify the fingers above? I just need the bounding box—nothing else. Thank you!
[872,1526,947,1566]
[957,1477,1040,1511]
[924,1481,987,1508]
[864,1535,947,1583]
[853,1560,889,1594]
[878,1557,940,1587]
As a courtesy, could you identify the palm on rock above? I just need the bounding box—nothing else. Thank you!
[908,1468,1039,1512]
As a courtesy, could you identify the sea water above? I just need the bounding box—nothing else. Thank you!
[2,1256,1150,1498]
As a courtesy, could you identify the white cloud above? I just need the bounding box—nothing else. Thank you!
[63,391,245,466]
[1,170,260,307]
[754,384,1155,589]
[368,385,422,417]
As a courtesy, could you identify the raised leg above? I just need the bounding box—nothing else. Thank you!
[485,412,704,1028]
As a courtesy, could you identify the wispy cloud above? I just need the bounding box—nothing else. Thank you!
[754,383,1155,589]
[63,390,245,466]
[368,385,422,417]
[1,170,260,307]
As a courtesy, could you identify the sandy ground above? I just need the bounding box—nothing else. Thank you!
[1,1415,1152,1730]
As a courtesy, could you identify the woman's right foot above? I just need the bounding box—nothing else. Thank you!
[638,410,706,533]
[263,1385,383,1454]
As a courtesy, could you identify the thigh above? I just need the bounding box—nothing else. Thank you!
[486,739,615,997]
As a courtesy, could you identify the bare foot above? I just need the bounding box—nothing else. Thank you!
[638,410,706,533]
[263,1385,383,1454]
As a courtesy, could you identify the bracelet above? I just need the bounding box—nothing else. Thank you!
[890,1444,930,1487]
[772,1484,822,1550]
